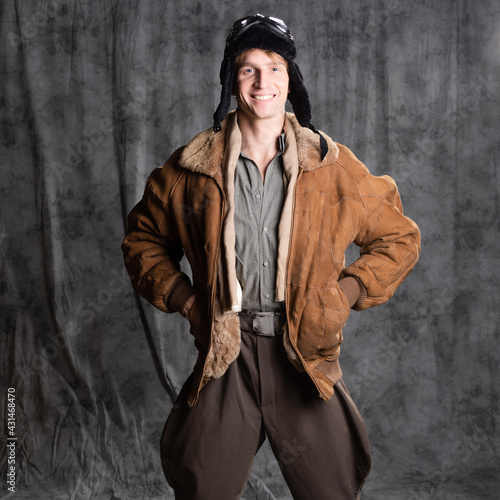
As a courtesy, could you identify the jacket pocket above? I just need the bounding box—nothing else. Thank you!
[295,284,350,360]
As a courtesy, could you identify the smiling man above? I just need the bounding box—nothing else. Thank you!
[235,49,289,120]
[122,13,420,500]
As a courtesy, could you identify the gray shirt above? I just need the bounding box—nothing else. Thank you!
[234,136,286,312]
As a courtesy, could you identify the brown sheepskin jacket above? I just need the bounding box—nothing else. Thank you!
[121,112,421,406]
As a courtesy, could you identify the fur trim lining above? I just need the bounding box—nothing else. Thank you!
[203,297,241,379]
[178,125,226,179]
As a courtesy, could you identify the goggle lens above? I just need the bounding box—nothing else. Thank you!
[227,14,293,43]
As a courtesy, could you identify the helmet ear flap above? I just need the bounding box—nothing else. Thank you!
[213,61,234,132]
[287,61,312,128]
[288,61,329,161]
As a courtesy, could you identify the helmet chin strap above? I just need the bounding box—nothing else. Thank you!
[308,125,329,162]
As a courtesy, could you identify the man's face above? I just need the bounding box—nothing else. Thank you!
[234,49,289,123]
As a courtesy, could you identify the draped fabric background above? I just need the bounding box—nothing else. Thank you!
[1,0,499,498]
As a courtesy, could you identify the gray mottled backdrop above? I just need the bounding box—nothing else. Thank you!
[1,0,499,499]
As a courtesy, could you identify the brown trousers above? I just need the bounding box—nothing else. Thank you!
[161,327,372,500]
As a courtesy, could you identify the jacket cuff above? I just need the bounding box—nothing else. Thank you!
[338,277,367,309]
[164,279,197,316]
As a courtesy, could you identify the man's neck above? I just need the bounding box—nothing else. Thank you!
[238,112,285,181]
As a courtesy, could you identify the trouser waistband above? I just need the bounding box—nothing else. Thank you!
[238,311,286,336]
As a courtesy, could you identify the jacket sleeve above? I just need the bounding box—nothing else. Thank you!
[341,171,421,311]
[121,156,194,313]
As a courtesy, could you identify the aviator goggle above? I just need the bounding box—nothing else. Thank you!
[226,14,294,44]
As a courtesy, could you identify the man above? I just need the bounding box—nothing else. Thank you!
[121,14,420,500]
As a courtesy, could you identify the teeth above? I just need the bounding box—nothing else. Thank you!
[254,95,273,101]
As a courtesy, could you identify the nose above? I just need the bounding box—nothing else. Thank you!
[254,70,269,88]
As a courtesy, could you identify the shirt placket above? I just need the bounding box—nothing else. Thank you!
[236,139,285,312]
[260,163,273,310]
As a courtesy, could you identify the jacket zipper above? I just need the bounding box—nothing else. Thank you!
[285,170,328,401]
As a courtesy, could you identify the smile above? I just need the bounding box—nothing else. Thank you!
[252,95,275,101]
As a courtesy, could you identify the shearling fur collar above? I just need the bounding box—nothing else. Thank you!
[179,111,339,177]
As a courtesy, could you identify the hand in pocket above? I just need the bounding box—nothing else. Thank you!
[185,293,209,348]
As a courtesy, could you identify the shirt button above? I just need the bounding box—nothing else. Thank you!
[263,261,269,267]
[255,193,261,199]
[265,292,271,298]
[263,227,268,232]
